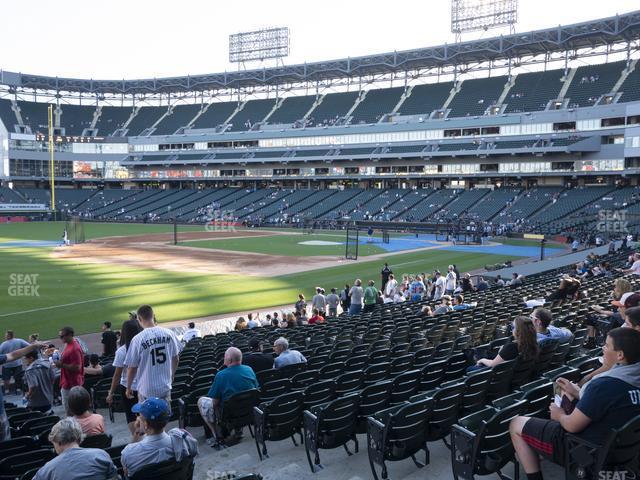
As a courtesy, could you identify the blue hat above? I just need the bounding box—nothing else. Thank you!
[132,397,171,420]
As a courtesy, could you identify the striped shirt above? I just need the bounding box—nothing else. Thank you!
[124,327,182,398]
[113,345,137,390]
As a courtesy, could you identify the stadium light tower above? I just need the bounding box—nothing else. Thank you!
[451,0,518,42]
[229,27,290,70]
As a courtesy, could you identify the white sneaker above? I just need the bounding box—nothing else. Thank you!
[205,438,215,447]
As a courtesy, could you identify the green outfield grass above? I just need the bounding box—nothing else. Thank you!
[0,240,512,338]
[180,233,386,256]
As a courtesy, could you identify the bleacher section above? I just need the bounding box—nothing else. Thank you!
[618,65,640,103]
[504,69,564,113]
[60,104,96,135]
[497,187,562,226]
[0,186,25,203]
[349,87,404,124]
[17,101,51,133]
[191,102,238,130]
[228,99,277,131]
[564,60,626,108]
[307,91,359,127]
[397,82,454,116]
[19,188,95,212]
[94,106,134,136]
[466,188,521,221]
[531,186,613,229]
[447,76,507,117]
[267,95,316,125]
[152,104,201,135]
[0,99,18,132]
[125,106,168,136]
[396,188,457,221]
[436,189,489,220]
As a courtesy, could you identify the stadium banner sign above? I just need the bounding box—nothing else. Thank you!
[0,203,48,212]
[524,234,545,240]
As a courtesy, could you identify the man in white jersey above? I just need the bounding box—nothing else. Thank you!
[125,305,182,403]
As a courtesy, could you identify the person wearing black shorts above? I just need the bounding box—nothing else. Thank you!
[509,328,640,480]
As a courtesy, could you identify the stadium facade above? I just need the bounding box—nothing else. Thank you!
[1,11,640,234]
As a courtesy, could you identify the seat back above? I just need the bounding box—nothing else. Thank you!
[461,369,492,414]
[257,390,304,441]
[291,370,320,390]
[511,356,536,389]
[389,354,414,376]
[129,456,194,480]
[0,437,38,462]
[313,394,360,449]
[363,362,391,386]
[303,380,335,409]
[486,360,515,400]
[318,362,344,380]
[474,400,526,475]
[256,369,280,386]
[221,389,261,430]
[19,416,60,437]
[521,382,553,418]
[389,370,421,405]
[260,378,291,402]
[334,371,365,397]
[426,382,465,441]
[0,449,55,476]
[356,380,394,432]
[444,352,469,382]
[419,359,447,392]
[344,354,368,373]
[278,362,307,379]
[380,397,434,461]
[80,433,113,449]
[603,413,640,468]
[534,339,559,374]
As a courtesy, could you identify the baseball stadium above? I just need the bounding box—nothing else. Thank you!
[1,2,640,480]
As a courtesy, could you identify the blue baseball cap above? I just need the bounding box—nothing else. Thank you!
[132,397,171,420]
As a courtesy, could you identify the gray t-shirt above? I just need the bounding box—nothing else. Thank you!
[0,338,29,368]
[121,430,194,477]
[326,293,340,309]
[349,286,364,305]
[24,359,55,408]
[34,447,117,480]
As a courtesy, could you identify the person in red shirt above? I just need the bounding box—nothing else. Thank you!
[308,309,325,325]
[54,326,84,416]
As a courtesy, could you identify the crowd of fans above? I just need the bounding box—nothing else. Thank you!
[2,244,640,479]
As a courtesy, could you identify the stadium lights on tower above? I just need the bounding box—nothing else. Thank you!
[451,0,518,41]
[229,27,290,69]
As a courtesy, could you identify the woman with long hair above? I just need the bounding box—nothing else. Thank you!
[106,319,143,437]
[475,316,538,368]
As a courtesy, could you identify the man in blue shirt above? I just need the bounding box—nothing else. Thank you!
[509,328,640,480]
[0,340,45,441]
[531,307,573,343]
[273,337,307,369]
[198,347,258,446]
[0,330,29,394]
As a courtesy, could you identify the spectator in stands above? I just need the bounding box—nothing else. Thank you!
[107,318,142,437]
[234,317,248,331]
[242,338,274,373]
[33,417,117,480]
[198,347,258,446]
[326,288,340,317]
[460,273,474,293]
[433,271,446,300]
[430,295,452,314]
[182,322,201,343]
[68,385,105,436]
[381,263,392,290]
[474,316,539,369]
[22,349,55,413]
[340,284,351,313]
[476,276,489,291]
[122,398,197,475]
[247,313,260,329]
[546,275,581,303]
[273,337,306,369]
[452,295,473,311]
[530,307,573,342]
[100,321,117,357]
[509,328,640,480]
[55,326,85,416]
[621,253,640,275]
[308,308,325,325]
[495,275,505,287]
[409,275,426,302]
[84,353,103,377]
[508,273,524,287]
[363,280,378,313]
[0,330,29,394]
[445,265,457,295]
[349,279,364,315]
[312,287,327,315]
[384,274,398,301]
[393,285,407,303]
[587,292,640,348]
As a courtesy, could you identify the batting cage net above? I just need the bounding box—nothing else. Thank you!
[65,216,85,244]
[345,227,359,260]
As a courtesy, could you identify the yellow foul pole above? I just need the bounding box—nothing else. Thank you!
[48,105,56,219]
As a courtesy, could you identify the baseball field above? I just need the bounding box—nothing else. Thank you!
[0,221,548,338]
